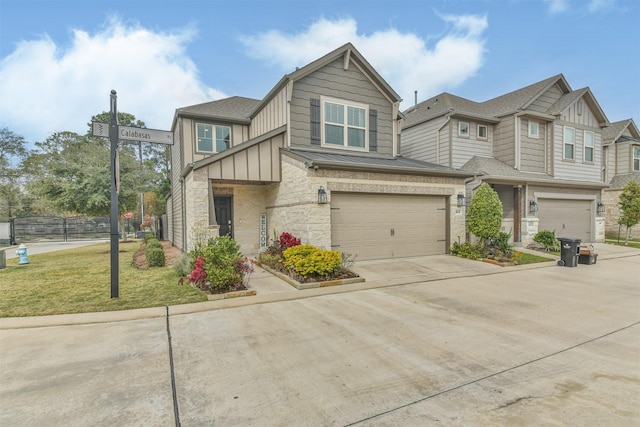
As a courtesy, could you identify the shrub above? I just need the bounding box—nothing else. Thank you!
[283,244,341,278]
[144,232,155,242]
[173,254,192,276]
[279,232,301,250]
[146,239,162,250]
[533,230,560,252]
[488,231,514,260]
[467,183,503,244]
[450,241,487,260]
[146,247,166,267]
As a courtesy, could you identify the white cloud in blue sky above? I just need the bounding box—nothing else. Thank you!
[239,15,487,106]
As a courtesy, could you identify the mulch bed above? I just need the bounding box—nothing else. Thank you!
[132,240,182,270]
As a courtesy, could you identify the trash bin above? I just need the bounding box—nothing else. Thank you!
[557,237,581,267]
[0,249,5,269]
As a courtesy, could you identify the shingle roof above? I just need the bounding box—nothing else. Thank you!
[463,156,554,180]
[481,74,568,115]
[283,148,472,177]
[608,172,640,189]
[602,119,640,145]
[546,88,587,116]
[177,96,261,122]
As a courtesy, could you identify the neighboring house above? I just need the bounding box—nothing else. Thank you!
[402,74,610,244]
[166,43,471,260]
[602,118,640,237]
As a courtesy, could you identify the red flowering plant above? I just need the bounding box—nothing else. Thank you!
[278,232,301,250]
[188,257,208,287]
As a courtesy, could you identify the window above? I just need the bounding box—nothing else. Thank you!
[458,121,469,137]
[197,124,231,153]
[584,131,594,162]
[323,99,367,149]
[477,124,488,139]
[528,121,539,138]
[564,126,575,160]
[634,146,640,171]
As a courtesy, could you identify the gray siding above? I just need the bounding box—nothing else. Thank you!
[251,87,288,139]
[559,99,601,128]
[451,119,492,168]
[493,117,516,167]
[170,119,184,250]
[494,184,514,218]
[552,122,602,182]
[528,83,563,112]
[289,58,394,156]
[400,117,446,163]
[520,119,546,173]
[616,143,631,174]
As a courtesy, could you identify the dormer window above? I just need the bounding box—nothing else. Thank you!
[322,97,368,150]
[458,121,469,137]
[197,124,231,154]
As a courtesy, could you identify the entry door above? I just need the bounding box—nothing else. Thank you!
[214,196,233,237]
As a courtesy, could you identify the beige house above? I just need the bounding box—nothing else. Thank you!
[166,44,471,260]
[402,74,610,244]
[602,118,640,237]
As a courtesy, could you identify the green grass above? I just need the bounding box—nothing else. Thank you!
[0,241,207,318]
[605,239,640,249]
[516,252,555,265]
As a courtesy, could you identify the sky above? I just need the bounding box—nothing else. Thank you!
[1,0,639,147]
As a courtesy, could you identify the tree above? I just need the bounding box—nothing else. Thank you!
[0,128,29,221]
[467,182,503,244]
[618,181,640,246]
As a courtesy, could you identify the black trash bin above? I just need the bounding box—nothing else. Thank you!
[557,237,581,267]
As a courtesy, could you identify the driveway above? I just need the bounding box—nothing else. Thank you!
[0,246,639,425]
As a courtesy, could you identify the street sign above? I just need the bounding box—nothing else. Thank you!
[92,122,173,145]
[92,121,109,137]
[119,125,173,145]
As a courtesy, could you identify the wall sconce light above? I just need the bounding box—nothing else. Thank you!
[597,201,605,215]
[457,193,465,207]
[529,199,538,213]
[318,186,328,204]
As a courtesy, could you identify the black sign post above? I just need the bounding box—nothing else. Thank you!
[109,90,119,298]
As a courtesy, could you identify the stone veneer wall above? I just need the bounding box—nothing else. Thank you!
[184,168,214,252]
[602,188,637,239]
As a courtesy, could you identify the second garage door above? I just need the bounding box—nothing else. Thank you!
[537,198,593,242]
[330,193,447,260]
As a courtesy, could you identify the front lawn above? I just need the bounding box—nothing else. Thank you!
[0,241,207,317]
[516,252,555,265]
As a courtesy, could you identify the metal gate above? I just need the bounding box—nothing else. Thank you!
[11,216,110,244]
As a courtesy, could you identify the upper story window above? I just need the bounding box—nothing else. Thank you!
[583,131,594,162]
[477,124,488,139]
[634,146,640,171]
[563,126,575,160]
[197,124,231,153]
[458,121,470,137]
[322,98,367,150]
[528,121,539,139]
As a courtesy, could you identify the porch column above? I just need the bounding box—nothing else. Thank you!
[513,186,522,243]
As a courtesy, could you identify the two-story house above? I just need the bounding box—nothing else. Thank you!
[602,118,640,237]
[166,43,472,261]
[402,74,610,244]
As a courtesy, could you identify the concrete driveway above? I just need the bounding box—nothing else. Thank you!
[1,245,639,426]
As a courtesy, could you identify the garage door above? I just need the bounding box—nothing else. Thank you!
[330,193,447,260]
[537,198,592,242]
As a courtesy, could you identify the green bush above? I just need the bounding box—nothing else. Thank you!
[488,231,514,259]
[283,244,342,278]
[450,241,487,260]
[146,239,162,250]
[533,230,560,252]
[173,254,192,276]
[144,232,155,242]
[146,247,166,267]
[467,183,503,243]
[191,235,244,292]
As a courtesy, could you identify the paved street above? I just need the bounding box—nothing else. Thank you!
[1,246,639,426]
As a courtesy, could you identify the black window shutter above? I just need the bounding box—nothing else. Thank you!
[369,109,378,151]
[310,98,321,145]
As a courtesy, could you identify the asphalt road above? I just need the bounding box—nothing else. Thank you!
[0,247,639,426]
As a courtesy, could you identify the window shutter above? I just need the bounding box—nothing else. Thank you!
[310,98,321,145]
[369,109,378,151]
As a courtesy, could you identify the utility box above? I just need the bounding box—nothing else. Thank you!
[557,237,581,267]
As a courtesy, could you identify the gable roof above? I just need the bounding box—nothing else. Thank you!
[172,96,260,128]
[403,74,609,129]
[252,43,402,118]
[603,119,640,145]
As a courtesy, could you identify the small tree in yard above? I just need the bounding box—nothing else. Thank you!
[618,181,640,246]
[467,183,503,246]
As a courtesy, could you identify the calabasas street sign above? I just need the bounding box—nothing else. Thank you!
[92,122,173,145]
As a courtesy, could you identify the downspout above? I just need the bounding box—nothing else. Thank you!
[286,80,293,147]
[393,101,400,157]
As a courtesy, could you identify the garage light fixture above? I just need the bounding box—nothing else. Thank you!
[318,186,328,204]
[529,199,538,213]
[457,193,465,207]
[597,201,605,215]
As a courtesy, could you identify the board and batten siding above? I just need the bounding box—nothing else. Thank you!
[552,122,602,182]
[527,83,564,113]
[559,100,601,128]
[493,117,516,167]
[520,119,546,173]
[400,117,446,164]
[289,57,394,156]
[451,119,492,169]
[170,119,184,250]
[250,87,288,139]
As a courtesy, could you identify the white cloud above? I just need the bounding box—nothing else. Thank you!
[588,0,615,13]
[0,18,225,144]
[239,15,488,109]
[544,0,570,14]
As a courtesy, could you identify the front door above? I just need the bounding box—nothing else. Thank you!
[214,196,233,237]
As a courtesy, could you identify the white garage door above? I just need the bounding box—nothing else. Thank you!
[537,198,592,242]
[330,193,447,260]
